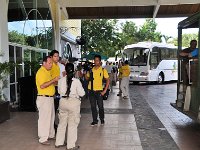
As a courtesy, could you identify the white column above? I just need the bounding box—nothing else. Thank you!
[48,0,70,55]
[0,0,10,101]
[54,3,61,54]
[0,0,9,62]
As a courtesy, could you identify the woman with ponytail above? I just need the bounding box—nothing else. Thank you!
[55,63,85,150]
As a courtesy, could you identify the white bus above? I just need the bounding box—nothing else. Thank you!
[123,42,178,84]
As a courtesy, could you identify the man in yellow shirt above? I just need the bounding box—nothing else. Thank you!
[120,60,130,99]
[85,55,110,126]
[36,56,59,145]
[50,50,60,131]
[50,50,60,79]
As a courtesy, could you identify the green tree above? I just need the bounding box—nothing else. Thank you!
[118,21,138,48]
[82,19,163,57]
[136,19,162,42]
[170,33,198,47]
[81,19,119,57]
[162,35,173,43]
[8,28,53,50]
[8,30,27,45]
[36,27,53,49]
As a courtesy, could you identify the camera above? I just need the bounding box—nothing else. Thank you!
[82,61,94,72]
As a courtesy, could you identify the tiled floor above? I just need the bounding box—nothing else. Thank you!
[135,83,200,150]
[2,82,200,150]
[0,86,143,150]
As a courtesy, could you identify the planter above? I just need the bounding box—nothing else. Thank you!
[0,101,10,123]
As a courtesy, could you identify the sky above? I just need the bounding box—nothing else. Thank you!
[119,17,198,38]
[8,18,198,38]
[8,20,52,36]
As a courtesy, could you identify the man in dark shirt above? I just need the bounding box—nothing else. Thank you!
[180,40,197,57]
[180,40,197,85]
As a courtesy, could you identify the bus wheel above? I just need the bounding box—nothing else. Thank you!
[158,73,164,84]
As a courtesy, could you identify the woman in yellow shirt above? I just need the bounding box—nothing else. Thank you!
[120,60,130,99]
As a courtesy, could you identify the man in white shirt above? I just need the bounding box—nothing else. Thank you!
[104,62,113,92]
[59,57,67,77]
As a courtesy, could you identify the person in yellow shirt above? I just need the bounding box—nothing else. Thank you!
[120,60,130,99]
[85,55,110,126]
[50,50,60,79]
[117,61,123,96]
[35,56,59,145]
[50,50,60,131]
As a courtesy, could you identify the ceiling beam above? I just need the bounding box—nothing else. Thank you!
[58,0,200,7]
[58,0,157,7]
[153,0,160,18]
[17,0,28,19]
[61,6,69,19]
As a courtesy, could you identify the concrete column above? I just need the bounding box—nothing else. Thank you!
[0,0,10,101]
[54,3,61,54]
[0,0,9,62]
[48,2,62,54]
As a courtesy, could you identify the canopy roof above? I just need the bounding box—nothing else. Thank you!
[8,0,200,21]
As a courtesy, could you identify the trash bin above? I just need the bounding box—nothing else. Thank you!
[18,76,37,112]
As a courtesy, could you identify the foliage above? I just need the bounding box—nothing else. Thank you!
[35,27,53,49]
[24,61,41,75]
[136,19,162,42]
[8,31,27,45]
[8,28,53,49]
[118,21,138,48]
[0,61,16,101]
[0,62,15,81]
[81,19,163,57]
[81,19,118,57]
[170,33,198,47]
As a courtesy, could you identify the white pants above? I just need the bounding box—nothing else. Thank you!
[109,73,113,92]
[55,98,81,149]
[120,77,129,97]
[36,96,55,143]
[119,78,122,93]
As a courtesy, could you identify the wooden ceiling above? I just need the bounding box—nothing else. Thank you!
[7,0,200,21]
[66,4,200,19]
[8,0,51,22]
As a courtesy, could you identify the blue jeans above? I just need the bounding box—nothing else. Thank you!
[89,91,104,123]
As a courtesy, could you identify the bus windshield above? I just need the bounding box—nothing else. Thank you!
[125,48,149,66]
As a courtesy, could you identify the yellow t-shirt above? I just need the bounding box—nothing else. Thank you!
[87,66,109,91]
[122,65,130,77]
[36,66,55,96]
[118,67,123,79]
[50,62,60,78]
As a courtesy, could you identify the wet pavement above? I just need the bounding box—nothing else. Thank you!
[1,82,200,150]
[130,82,200,150]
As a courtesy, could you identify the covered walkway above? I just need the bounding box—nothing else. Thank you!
[0,85,142,150]
[1,82,200,150]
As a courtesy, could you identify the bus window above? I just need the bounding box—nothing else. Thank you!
[169,49,177,59]
[150,47,159,69]
[160,48,177,59]
[160,48,170,59]
[128,48,149,66]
